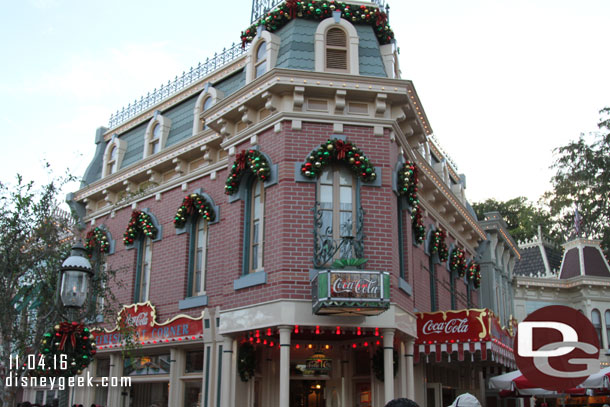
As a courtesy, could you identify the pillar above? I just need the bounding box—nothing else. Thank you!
[406,338,415,400]
[382,328,395,404]
[220,336,234,407]
[169,348,186,407]
[107,353,123,407]
[399,341,407,398]
[279,326,292,407]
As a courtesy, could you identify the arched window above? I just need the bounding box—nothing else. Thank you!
[107,145,117,175]
[325,28,348,72]
[255,41,268,78]
[150,123,161,155]
[102,136,127,177]
[246,178,265,273]
[605,310,610,350]
[190,217,208,296]
[592,309,603,347]
[136,237,152,302]
[143,113,171,159]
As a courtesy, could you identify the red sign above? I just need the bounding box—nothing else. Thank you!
[416,309,492,344]
[92,301,203,348]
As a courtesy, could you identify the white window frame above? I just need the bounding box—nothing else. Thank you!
[137,237,152,302]
[248,178,265,274]
[143,112,172,159]
[245,29,280,84]
[191,217,209,296]
[314,17,359,74]
[193,85,224,135]
[102,135,127,177]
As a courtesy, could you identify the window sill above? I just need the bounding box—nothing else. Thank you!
[399,277,413,296]
[179,295,208,310]
[234,270,267,290]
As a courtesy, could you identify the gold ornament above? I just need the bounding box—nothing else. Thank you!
[54,325,60,331]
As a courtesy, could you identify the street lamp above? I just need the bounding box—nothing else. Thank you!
[60,242,93,308]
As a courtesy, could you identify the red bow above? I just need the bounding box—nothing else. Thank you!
[183,196,195,216]
[235,151,247,171]
[334,140,351,161]
[286,0,298,19]
[375,10,387,27]
[58,322,84,351]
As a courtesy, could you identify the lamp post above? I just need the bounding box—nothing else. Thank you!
[58,241,93,407]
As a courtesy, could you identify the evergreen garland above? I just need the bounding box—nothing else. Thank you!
[84,227,110,257]
[237,341,256,382]
[241,1,394,48]
[225,150,271,195]
[123,210,158,245]
[450,247,466,277]
[174,193,216,228]
[300,138,377,182]
[468,262,481,288]
[36,322,96,377]
[431,229,448,263]
[397,161,425,244]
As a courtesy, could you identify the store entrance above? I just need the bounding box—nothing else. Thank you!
[289,380,326,407]
[128,382,168,407]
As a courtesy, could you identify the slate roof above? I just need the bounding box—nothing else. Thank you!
[513,242,562,277]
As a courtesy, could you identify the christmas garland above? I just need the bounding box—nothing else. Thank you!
[241,1,394,48]
[174,193,216,228]
[397,161,425,244]
[225,150,271,195]
[449,247,466,277]
[84,227,110,257]
[123,210,158,245]
[430,229,448,263]
[300,138,377,182]
[37,322,96,377]
[237,341,256,382]
[371,347,398,382]
[468,262,481,289]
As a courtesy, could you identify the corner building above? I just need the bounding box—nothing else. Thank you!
[70,1,493,406]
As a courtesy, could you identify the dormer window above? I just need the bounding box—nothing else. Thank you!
[325,28,348,71]
[255,41,267,78]
[150,124,161,155]
[107,146,117,175]
[102,136,127,177]
[143,113,171,159]
[193,86,224,135]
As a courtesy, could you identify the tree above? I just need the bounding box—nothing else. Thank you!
[472,196,556,244]
[545,107,610,258]
[0,173,119,406]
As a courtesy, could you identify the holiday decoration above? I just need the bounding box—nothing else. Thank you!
[397,161,425,245]
[37,322,96,377]
[449,247,466,277]
[123,210,158,245]
[225,150,271,195]
[241,1,395,48]
[174,193,216,228]
[237,341,256,381]
[84,227,110,257]
[371,347,398,381]
[430,229,448,263]
[300,138,377,182]
[468,262,481,288]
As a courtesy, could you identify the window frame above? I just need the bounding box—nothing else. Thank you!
[324,27,349,73]
[102,136,127,177]
[314,18,359,74]
[592,308,603,347]
[188,216,209,297]
[243,177,265,275]
[254,41,268,79]
[143,112,171,159]
[135,236,152,302]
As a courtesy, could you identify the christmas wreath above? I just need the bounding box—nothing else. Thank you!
[174,193,216,228]
[225,150,271,195]
[450,247,466,277]
[237,341,256,382]
[84,227,110,257]
[371,347,398,382]
[123,210,158,245]
[241,1,394,48]
[300,138,377,182]
[468,262,481,288]
[37,322,96,377]
[430,229,448,263]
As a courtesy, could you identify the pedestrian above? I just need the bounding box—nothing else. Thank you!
[384,398,420,407]
[448,393,481,407]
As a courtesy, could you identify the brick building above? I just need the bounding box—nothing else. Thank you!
[53,1,513,406]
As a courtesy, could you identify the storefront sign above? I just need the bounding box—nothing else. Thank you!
[416,309,489,344]
[305,353,332,373]
[92,301,204,349]
[312,270,390,315]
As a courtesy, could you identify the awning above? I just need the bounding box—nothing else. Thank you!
[414,308,516,369]
[489,369,587,397]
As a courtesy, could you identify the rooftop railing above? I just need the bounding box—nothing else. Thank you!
[108,42,249,129]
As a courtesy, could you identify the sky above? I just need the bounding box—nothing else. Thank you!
[1,0,609,206]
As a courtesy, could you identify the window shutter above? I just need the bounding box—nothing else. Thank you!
[326,28,347,70]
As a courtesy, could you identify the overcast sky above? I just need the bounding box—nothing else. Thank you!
[1,0,608,205]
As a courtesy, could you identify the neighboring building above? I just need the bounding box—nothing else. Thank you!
[46,1,515,406]
[513,237,610,366]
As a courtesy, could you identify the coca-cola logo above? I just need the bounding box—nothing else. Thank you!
[422,318,469,335]
[332,276,379,297]
[125,311,150,327]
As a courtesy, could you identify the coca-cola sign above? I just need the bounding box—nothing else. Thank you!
[422,318,469,335]
[331,272,380,299]
[125,311,150,327]
[416,309,491,344]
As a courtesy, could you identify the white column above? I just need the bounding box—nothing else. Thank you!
[279,326,292,407]
[398,341,407,398]
[108,353,123,407]
[382,329,395,404]
[406,338,415,400]
[169,348,186,407]
[220,336,234,407]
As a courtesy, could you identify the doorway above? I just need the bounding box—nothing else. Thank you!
[289,380,326,407]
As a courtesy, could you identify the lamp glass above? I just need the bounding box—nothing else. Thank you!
[60,270,89,308]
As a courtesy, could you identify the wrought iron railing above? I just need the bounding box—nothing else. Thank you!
[429,133,459,173]
[107,42,249,129]
[251,0,390,24]
[312,202,365,268]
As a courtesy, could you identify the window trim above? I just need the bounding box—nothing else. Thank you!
[102,135,127,177]
[188,216,209,297]
[143,111,172,159]
[134,236,152,302]
[324,27,349,73]
[245,29,280,84]
[243,176,265,275]
[314,17,359,74]
[193,85,224,135]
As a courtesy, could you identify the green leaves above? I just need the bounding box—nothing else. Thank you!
[330,257,368,269]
